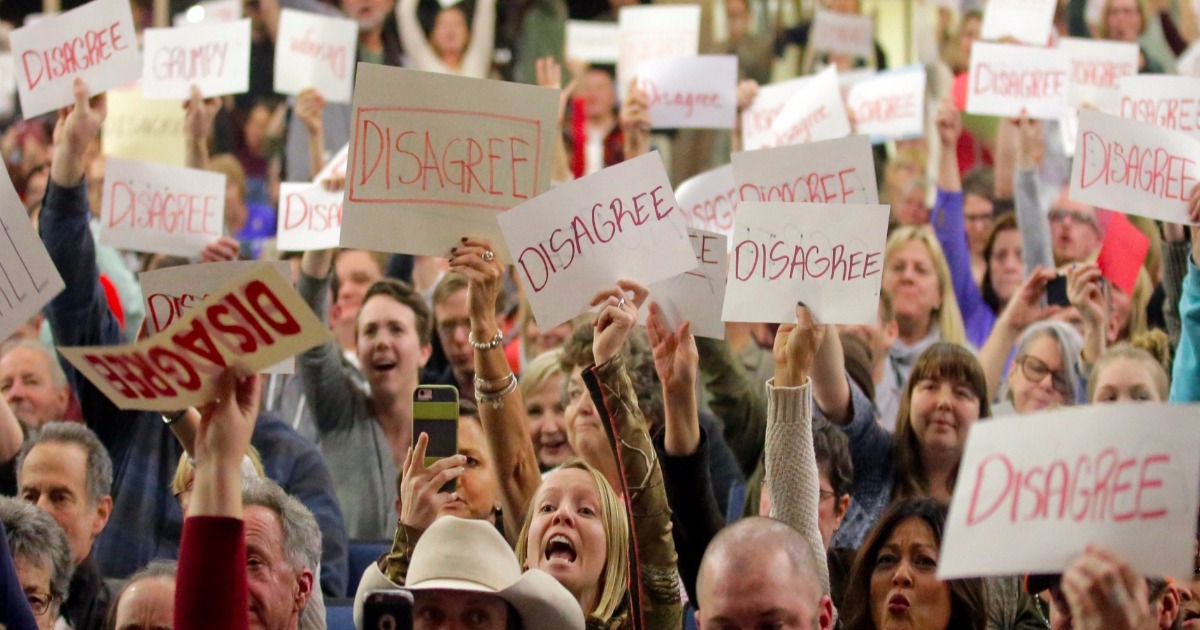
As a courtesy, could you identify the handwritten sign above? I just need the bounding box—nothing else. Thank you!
[939,403,1200,580]
[732,134,878,206]
[1117,75,1200,139]
[636,55,737,129]
[1068,108,1200,225]
[566,21,620,63]
[277,182,343,251]
[980,0,1055,45]
[100,158,226,257]
[1060,38,1138,112]
[341,64,557,260]
[721,201,889,325]
[141,20,251,100]
[768,66,851,148]
[966,42,1067,120]
[9,0,141,118]
[809,10,875,59]
[173,0,242,26]
[845,65,926,143]
[641,228,728,339]
[0,173,64,341]
[742,76,810,151]
[60,265,331,411]
[274,9,358,104]
[496,151,695,329]
[103,84,187,166]
[617,5,700,94]
[675,164,738,238]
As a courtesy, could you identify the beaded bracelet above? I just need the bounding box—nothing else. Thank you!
[469,330,504,351]
[475,373,518,409]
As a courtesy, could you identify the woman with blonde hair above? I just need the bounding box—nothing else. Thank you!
[520,349,574,470]
[1088,332,1172,403]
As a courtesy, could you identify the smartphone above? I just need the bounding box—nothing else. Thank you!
[412,385,459,492]
[363,590,414,630]
[1045,275,1070,307]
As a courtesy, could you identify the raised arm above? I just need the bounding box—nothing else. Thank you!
[184,86,221,170]
[978,268,1061,400]
[536,57,576,184]
[461,0,497,78]
[395,0,442,71]
[1013,116,1056,273]
[294,88,327,176]
[620,81,651,160]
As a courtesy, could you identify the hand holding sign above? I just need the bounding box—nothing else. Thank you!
[1060,547,1157,630]
[184,85,222,149]
[621,80,652,159]
[294,87,326,136]
[591,280,649,366]
[447,236,506,341]
[51,78,105,187]
[772,304,825,387]
[194,367,260,473]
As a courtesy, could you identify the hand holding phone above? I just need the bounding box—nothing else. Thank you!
[1045,275,1071,307]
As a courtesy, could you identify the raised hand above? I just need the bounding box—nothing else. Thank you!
[935,97,961,148]
[536,56,579,124]
[620,80,651,159]
[1014,112,1044,171]
[998,267,1063,333]
[590,280,649,366]
[1060,547,1156,630]
[447,237,505,340]
[51,78,106,186]
[773,303,825,388]
[200,236,241,263]
[184,85,222,146]
[399,433,466,532]
[646,302,697,396]
[1066,263,1106,330]
[294,88,326,136]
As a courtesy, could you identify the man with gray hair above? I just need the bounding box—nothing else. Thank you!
[243,477,322,630]
[17,422,113,630]
[0,339,71,429]
[0,496,73,630]
[696,517,834,630]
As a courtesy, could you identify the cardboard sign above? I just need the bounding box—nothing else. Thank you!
[617,5,700,93]
[637,55,737,129]
[0,173,64,341]
[732,135,879,205]
[641,228,728,339]
[1117,75,1200,139]
[103,84,187,166]
[1096,213,1150,296]
[845,65,926,143]
[566,20,620,63]
[966,42,1068,120]
[59,264,331,411]
[141,20,251,100]
[721,202,889,325]
[1060,38,1138,112]
[496,151,694,329]
[314,143,349,183]
[675,164,739,238]
[767,66,852,147]
[140,261,294,374]
[9,0,141,118]
[939,403,1200,581]
[173,0,242,26]
[1068,108,1200,225]
[277,182,343,251]
[341,64,558,260]
[100,158,227,257]
[742,76,811,151]
[274,9,358,104]
[980,0,1055,45]
[809,10,875,59]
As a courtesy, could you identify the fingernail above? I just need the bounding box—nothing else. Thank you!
[450,247,457,254]
[796,300,807,308]
[461,237,468,242]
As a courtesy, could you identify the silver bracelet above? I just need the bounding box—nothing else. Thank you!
[475,374,518,409]
[469,330,504,351]
[475,373,516,391]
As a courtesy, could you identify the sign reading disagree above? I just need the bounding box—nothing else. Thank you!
[100,158,227,258]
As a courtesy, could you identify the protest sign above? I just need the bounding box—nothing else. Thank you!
[100,158,226,257]
[1117,75,1200,139]
[496,151,694,329]
[980,0,1055,45]
[640,229,728,339]
[1059,38,1138,112]
[845,65,926,143]
[315,143,349,183]
[173,0,242,26]
[637,55,737,129]
[341,64,558,260]
[9,0,141,118]
[566,20,620,63]
[141,19,251,100]
[0,174,64,341]
[939,403,1200,581]
[966,42,1068,120]
[767,66,851,147]
[742,76,810,151]
[1096,213,1149,296]
[140,261,295,374]
[722,202,888,325]
[103,84,187,166]
[809,10,875,59]
[675,164,739,238]
[274,9,358,104]
[1068,108,1200,224]
[60,264,331,411]
[732,134,878,205]
[617,5,700,94]
[277,182,343,251]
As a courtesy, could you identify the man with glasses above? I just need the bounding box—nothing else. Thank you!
[428,273,479,400]
[0,496,73,630]
[1047,193,1104,267]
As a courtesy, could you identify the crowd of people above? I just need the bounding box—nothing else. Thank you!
[0,0,1196,627]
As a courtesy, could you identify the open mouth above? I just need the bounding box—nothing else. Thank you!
[372,359,397,373]
[544,534,577,565]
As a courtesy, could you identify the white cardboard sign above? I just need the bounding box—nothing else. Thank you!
[722,202,889,325]
[980,0,1056,45]
[641,228,728,340]
[732,135,879,206]
[940,403,1200,581]
[1060,38,1138,112]
[809,10,875,59]
[1117,75,1200,139]
[103,83,187,166]
[314,143,349,183]
[767,66,852,147]
[0,173,64,341]
[496,151,695,329]
[1068,108,1200,225]
[100,158,227,257]
[845,65,926,143]
[274,9,358,104]
[566,20,620,63]
[675,164,739,239]
[617,5,700,93]
[637,55,737,129]
[742,76,811,151]
[9,0,141,118]
[277,182,343,251]
[966,42,1068,120]
[141,20,251,100]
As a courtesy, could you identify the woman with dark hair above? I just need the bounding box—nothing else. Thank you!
[842,497,988,630]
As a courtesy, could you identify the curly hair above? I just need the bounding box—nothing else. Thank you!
[558,315,664,425]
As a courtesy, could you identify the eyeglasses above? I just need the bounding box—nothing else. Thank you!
[436,319,471,337]
[1018,355,1072,397]
[1047,208,1099,229]
[26,592,55,616]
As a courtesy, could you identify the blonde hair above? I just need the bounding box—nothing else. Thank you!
[516,459,629,624]
[171,446,266,497]
[1098,0,1150,38]
[1087,332,1171,402]
[884,226,968,347]
[206,153,246,199]
[519,349,565,401]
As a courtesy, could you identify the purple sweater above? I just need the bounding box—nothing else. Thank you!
[931,189,995,348]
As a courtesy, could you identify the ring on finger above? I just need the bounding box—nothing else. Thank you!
[616,298,626,310]
[481,250,495,262]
